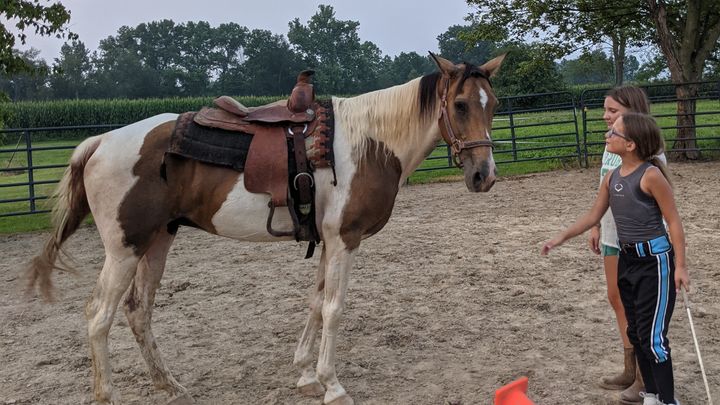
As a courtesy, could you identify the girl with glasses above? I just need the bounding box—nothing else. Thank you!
[542,113,689,405]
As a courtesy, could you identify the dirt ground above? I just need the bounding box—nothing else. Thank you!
[1,162,718,405]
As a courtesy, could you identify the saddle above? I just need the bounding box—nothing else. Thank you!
[169,70,334,250]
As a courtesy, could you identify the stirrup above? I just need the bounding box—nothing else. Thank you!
[266,201,294,237]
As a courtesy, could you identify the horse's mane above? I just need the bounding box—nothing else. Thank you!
[333,73,440,162]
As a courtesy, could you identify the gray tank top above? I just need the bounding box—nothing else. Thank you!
[608,162,666,243]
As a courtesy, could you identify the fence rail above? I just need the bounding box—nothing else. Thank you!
[3,81,720,218]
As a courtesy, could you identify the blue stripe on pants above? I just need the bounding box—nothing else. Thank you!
[651,252,670,362]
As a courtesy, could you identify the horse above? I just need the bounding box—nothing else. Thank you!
[26,53,505,405]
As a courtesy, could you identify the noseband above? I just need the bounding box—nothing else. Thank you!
[439,77,494,168]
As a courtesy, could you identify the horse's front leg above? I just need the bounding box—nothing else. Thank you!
[316,237,355,405]
[293,245,327,397]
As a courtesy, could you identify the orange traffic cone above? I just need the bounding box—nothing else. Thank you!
[494,376,535,405]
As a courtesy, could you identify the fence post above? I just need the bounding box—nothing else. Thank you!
[579,91,590,168]
[507,98,518,161]
[24,130,36,213]
[571,101,583,168]
[446,143,453,168]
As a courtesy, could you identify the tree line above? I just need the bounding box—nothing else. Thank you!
[4,4,718,103]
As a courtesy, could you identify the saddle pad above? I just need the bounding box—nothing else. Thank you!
[169,112,290,207]
[168,112,253,171]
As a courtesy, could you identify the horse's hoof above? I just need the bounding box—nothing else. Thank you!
[298,381,325,397]
[166,393,196,405]
[325,394,354,405]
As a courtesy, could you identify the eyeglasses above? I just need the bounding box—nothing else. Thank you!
[606,128,630,140]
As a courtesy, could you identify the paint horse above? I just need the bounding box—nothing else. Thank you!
[26,53,504,405]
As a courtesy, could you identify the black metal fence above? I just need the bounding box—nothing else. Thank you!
[580,81,720,166]
[417,91,582,172]
[1,125,122,217]
[3,82,720,218]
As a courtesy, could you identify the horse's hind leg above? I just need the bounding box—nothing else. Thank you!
[85,249,141,405]
[293,245,327,397]
[123,231,193,404]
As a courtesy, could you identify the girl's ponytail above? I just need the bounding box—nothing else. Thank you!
[622,112,672,186]
[649,155,672,186]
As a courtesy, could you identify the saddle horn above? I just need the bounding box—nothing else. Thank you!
[288,70,316,113]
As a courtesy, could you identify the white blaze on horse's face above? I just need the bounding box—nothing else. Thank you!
[479,88,489,111]
[433,53,505,192]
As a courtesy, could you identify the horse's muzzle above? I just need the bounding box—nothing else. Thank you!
[463,159,496,192]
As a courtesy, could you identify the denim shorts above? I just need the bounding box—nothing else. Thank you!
[601,243,620,257]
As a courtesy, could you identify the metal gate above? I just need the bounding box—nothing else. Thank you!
[580,81,720,167]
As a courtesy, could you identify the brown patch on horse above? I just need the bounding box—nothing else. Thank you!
[118,122,179,254]
[340,140,402,250]
[118,121,242,254]
[164,156,241,231]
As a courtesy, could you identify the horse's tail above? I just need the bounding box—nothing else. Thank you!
[26,135,102,301]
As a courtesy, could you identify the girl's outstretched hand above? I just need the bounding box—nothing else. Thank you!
[541,236,563,255]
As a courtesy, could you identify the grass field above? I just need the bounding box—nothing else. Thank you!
[2,99,719,233]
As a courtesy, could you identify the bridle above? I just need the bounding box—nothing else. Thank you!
[438,75,495,168]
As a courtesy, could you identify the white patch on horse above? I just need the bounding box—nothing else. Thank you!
[313,97,358,233]
[211,177,295,242]
[479,88,489,110]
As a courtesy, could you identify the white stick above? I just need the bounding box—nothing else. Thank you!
[682,289,714,405]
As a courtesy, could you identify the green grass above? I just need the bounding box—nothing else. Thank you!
[2,99,719,233]
[1,139,79,233]
[583,99,720,156]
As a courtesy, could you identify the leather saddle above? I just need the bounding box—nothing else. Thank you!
[176,70,328,244]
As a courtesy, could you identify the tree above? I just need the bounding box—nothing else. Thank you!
[465,0,647,86]
[491,42,566,96]
[0,48,51,100]
[377,52,435,88]
[623,54,641,82]
[1,0,75,77]
[705,48,720,80]
[211,23,249,83]
[49,40,91,99]
[89,25,169,98]
[558,50,615,85]
[465,0,720,159]
[222,29,304,96]
[646,0,720,158]
[287,5,383,94]
[634,54,667,82]
[437,25,496,64]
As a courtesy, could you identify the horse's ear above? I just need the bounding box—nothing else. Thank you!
[480,53,507,78]
[428,51,458,75]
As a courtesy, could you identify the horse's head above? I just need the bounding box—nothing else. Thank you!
[430,52,505,192]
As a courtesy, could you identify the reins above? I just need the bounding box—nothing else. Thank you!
[438,76,494,168]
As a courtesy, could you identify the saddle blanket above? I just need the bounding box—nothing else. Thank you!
[168,113,255,171]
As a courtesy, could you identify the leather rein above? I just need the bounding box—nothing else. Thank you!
[438,76,495,168]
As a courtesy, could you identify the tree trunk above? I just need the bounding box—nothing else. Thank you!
[672,83,700,160]
[647,0,700,160]
[611,35,626,86]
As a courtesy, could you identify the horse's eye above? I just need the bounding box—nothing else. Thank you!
[454,101,468,114]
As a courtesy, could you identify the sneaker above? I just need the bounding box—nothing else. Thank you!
[640,392,659,405]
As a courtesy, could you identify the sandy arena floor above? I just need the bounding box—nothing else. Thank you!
[1,162,718,405]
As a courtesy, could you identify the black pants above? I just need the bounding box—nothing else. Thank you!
[618,236,676,403]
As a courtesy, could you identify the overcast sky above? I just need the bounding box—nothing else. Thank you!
[18,0,477,62]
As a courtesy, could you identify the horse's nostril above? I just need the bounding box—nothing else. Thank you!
[473,172,484,188]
